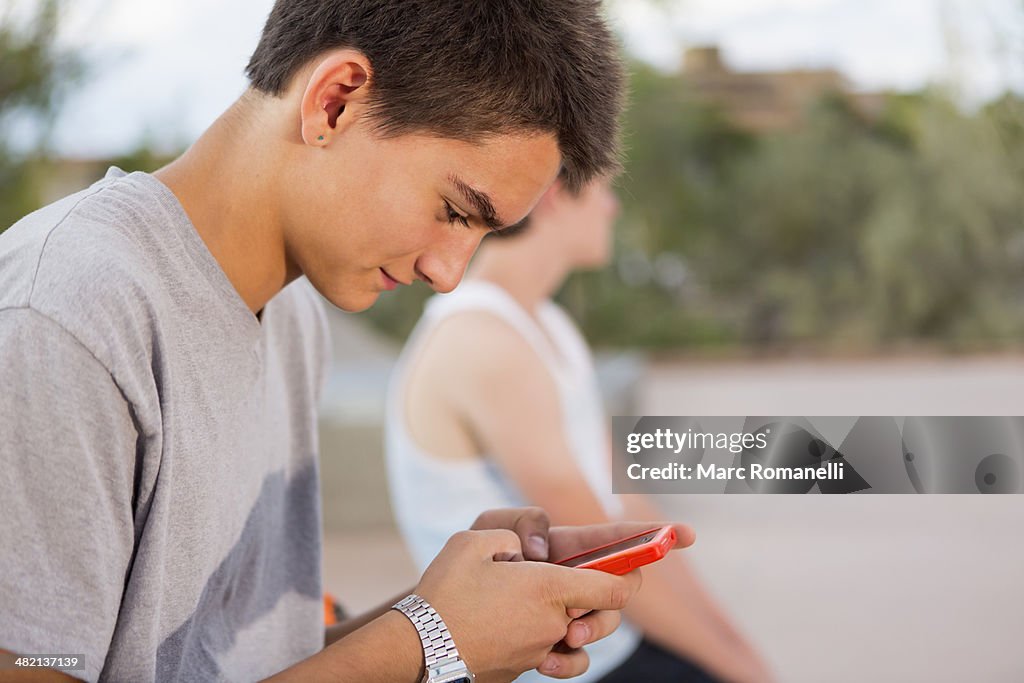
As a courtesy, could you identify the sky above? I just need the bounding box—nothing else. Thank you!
[8,0,1024,158]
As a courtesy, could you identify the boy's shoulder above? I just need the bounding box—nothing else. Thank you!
[0,171,179,370]
[2,169,162,291]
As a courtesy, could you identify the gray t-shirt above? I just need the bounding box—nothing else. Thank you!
[0,168,330,682]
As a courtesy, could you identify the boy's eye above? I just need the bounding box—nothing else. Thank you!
[444,200,471,228]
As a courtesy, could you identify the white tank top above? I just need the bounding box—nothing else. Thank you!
[385,280,640,683]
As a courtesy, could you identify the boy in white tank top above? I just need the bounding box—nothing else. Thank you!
[389,179,776,683]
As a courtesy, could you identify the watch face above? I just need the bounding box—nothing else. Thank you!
[428,663,474,683]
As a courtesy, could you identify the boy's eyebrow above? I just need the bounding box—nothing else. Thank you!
[448,173,505,230]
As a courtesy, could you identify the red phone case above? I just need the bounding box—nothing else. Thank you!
[555,525,677,575]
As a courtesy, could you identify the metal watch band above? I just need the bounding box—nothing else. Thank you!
[392,594,475,683]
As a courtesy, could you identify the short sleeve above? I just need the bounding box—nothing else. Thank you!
[0,307,138,683]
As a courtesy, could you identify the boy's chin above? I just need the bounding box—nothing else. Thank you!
[315,286,380,314]
[335,292,379,313]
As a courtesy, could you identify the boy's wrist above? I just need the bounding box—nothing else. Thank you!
[376,609,428,681]
[392,594,475,683]
[271,610,424,682]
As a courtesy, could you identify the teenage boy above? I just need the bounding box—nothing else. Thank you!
[0,2,696,682]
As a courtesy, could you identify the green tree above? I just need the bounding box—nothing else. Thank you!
[0,0,85,233]
[678,89,1024,349]
[563,60,753,348]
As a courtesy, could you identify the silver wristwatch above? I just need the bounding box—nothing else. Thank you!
[392,594,475,683]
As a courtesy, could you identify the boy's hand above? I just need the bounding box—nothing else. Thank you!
[414,529,641,682]
[412,508,695,680]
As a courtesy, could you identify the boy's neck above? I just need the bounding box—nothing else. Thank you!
[470,239,569,315]
[154,95,300,316]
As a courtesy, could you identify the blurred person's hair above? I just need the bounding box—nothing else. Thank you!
[487,179,596,240]
[245,0,625,191]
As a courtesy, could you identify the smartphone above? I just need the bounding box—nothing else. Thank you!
[555,525,676,575]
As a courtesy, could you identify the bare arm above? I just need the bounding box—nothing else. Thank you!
[2,620,423,683]
[268,610,423,682]
[323,588,413,647]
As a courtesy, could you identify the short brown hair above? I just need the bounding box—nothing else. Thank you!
[245,0,625,191]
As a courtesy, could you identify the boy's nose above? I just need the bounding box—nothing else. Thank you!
[416,233,485,293]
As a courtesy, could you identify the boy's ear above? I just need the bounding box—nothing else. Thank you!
[299,49,373,146]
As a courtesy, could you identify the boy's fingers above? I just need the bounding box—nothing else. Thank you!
[537,644,591,679]
[448,528,523,561]
[551,564,643,611]
[670,523,697,548]
[564,609,621,649]
[472,507,551,560]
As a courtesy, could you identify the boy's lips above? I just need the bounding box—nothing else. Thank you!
[380,268,405,290]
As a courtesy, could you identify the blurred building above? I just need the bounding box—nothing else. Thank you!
[682,46,887,132]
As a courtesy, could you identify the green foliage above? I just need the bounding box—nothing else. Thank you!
[0,3,175,233]
[0,0,84,233]
[701,90,1024,348]
[568,61,1024,350]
